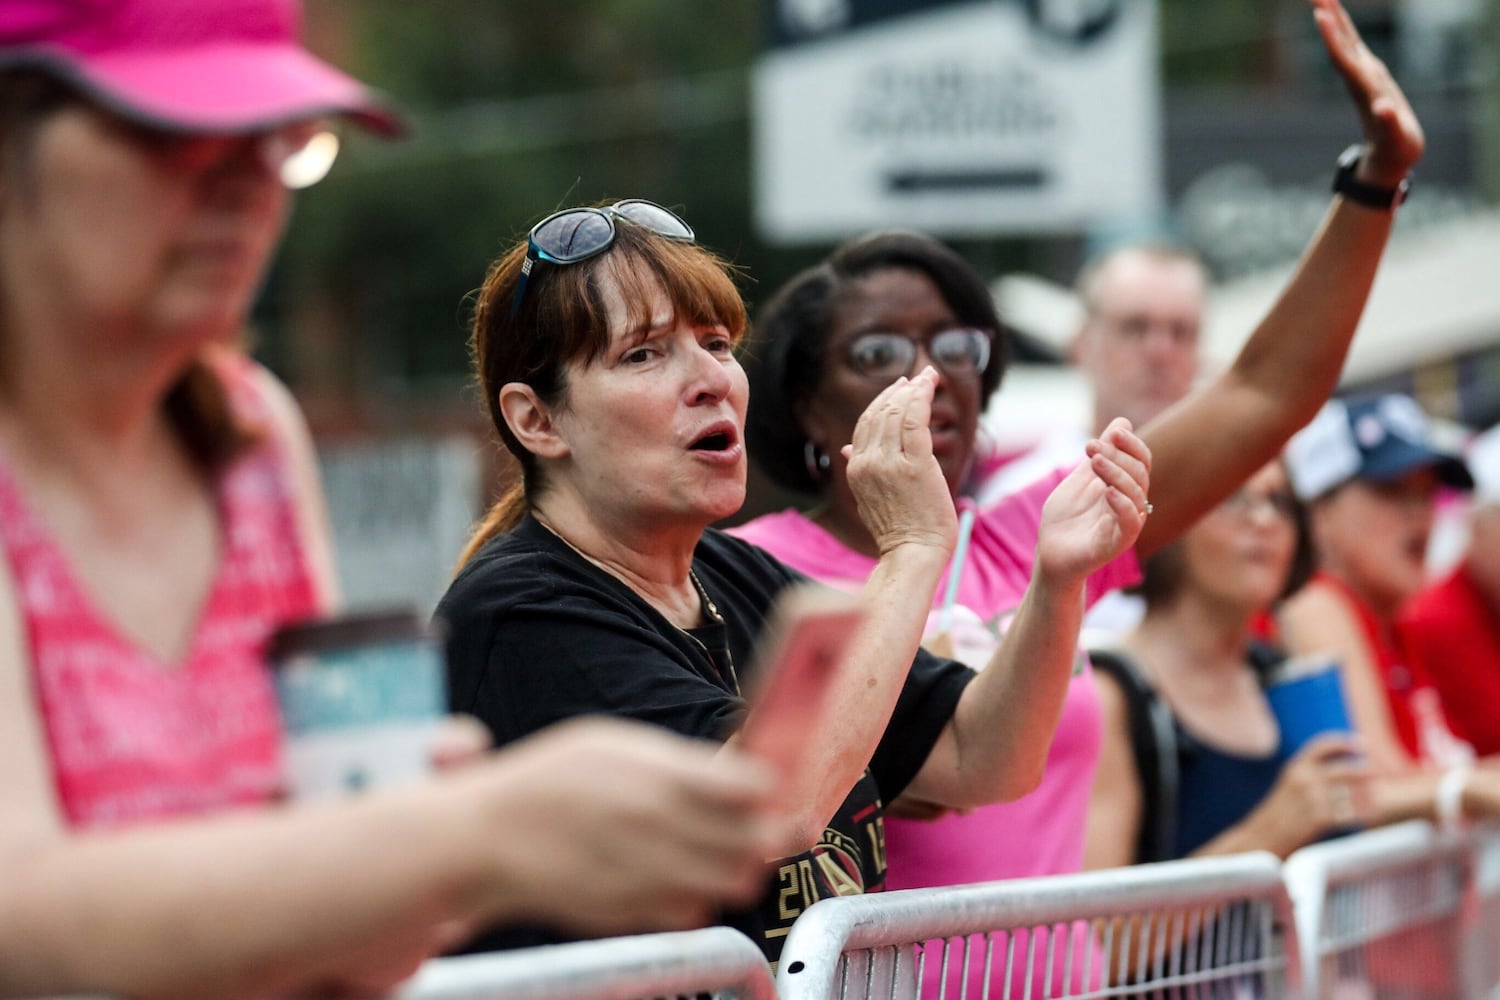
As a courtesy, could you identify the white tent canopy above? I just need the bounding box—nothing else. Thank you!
[992,210,1500,384]
[1204,210,1500,385]
[983,212,1500,447]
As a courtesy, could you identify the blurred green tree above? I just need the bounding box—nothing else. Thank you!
[265,0,1294,416]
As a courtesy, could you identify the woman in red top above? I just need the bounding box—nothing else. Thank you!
[1399,424,1500,757]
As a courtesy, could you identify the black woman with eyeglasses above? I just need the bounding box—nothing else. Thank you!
[438,196,1152,965]
[731,0,1422,993]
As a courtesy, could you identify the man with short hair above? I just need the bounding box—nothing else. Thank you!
[1073,243,1206,436]
[978,243,1207,502]
[975,243,1207,639]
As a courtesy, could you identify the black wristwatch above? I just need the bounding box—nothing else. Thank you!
[1333,143,1410,209]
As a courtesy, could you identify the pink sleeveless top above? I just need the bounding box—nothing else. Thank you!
[0,358,321,828]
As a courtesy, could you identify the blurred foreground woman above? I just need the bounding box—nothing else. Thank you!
[0,3,779,998]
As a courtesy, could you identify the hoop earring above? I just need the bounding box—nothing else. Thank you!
[803,440,831,482]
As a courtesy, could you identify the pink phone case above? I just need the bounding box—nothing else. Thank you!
[738,586,864,780]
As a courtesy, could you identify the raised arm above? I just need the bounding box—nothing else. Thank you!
[1135,0,1424,557]
[734,370,957,847]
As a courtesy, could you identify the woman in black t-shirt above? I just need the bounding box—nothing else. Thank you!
[437,204,1153,964]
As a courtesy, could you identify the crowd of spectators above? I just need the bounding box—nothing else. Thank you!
[2,0,1499,998]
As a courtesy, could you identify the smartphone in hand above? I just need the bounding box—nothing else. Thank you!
[268,609,447,799]
[737,585,863,781]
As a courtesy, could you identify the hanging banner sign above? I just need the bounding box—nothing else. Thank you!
[753,0,1162,241]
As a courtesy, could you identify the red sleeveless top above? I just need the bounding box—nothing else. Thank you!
[1309,570,1433,760]
[1,358,320,828]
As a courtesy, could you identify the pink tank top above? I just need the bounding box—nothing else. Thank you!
[0,358,320,828]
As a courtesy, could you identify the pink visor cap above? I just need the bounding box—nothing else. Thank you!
[0,0,403,135]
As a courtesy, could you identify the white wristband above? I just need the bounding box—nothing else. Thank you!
[1436,766,1472,830]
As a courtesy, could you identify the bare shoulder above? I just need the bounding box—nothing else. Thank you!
[1279,581,1363,652]
[1084,663,1143,869]
[240,361,313,445]
[236,358,341,612]
[1092,663,1130,721]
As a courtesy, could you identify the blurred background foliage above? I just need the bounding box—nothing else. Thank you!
[264,0,1487,425]
[267,0,1150,409]
[261,0,1499,607]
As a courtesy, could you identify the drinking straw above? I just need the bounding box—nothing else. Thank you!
[936,508,976,633]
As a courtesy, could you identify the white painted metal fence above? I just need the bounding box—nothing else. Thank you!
[1282,821,1500,1000]
[388,927,778,1000]
[774,852,1299,1000]
[40,824,1500,1000]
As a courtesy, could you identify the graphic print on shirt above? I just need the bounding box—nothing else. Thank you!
[767,775,886,955]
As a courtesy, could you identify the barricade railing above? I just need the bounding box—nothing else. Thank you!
[1283,820,1473,1000]
[387,927,777,1000]
[39,825,1500,1000]
[1465,824,1500,1000]
[775,851,1300,1000]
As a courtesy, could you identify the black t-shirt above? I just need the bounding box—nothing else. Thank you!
[437,514,975,967]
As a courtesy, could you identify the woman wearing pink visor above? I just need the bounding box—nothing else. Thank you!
[0,2,783,998]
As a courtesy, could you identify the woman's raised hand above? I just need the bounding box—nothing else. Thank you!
[842,367,959,558]
[1313,0,1424,184]
[1035,418,1151,587]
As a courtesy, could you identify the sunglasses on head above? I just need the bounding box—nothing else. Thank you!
[510,199,695,318]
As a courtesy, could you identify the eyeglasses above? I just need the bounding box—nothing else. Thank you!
[1219,488,1298,522]
[127,118,340,190]
[510,199,695,318]
[838,328,992,381]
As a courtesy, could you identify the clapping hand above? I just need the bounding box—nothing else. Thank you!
[843,367,959,559]
[1035,417,1151,587]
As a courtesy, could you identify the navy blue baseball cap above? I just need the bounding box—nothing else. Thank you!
[1286,394,1473,502]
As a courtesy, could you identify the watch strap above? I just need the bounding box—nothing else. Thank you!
[1333,143,1410,209]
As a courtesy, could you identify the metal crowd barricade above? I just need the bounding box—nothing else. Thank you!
[776,851,1300,1000]
[1283,820,1471,1000]
[388,927,776,1000]
[1466,824,1500,1000]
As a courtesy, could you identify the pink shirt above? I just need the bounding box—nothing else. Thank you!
[733,468,1138,620]
[0,358,320,828]
[730,466,1139,998]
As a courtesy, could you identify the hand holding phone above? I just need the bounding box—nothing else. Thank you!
[736,585,863,781]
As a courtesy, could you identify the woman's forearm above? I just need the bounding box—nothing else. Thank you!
[909,569,1087,809]
[1137,198,1398,556]
[748,541,949,849]
[0,781,488,1000]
